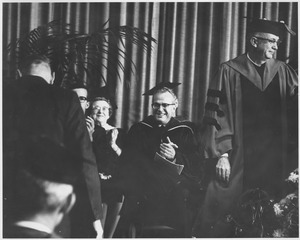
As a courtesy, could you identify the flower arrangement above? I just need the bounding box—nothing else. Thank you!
[272,169,298,237]
[224,169,299,237]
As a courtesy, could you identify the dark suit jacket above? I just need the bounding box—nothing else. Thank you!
[3,76,102,222]
[4,224,59,238]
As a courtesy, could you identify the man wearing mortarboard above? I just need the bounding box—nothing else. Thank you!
[198,19,298,237]
[117,82,203,237]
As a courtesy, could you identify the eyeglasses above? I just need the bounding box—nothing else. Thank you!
[92,106,110,112]
[152,103,175,109]
[254,36,282,46]
[78,96,87,102]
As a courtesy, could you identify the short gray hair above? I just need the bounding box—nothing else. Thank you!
[18,55,51,75]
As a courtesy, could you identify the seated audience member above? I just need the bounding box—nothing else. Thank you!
[118,82,203,237]
[3,137,80,238]
[70,83,95,141]
[90,94,126,238]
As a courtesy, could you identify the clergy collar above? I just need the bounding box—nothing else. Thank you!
[14,220,52,234]
[246,52,265,67]
[226,53,281,91]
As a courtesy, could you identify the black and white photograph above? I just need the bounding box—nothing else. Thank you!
[2,1,298,238]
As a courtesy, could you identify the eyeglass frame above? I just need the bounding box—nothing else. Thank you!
[78,96,88,102]
[253,36,282,46]
[92,106,111,112]
[152,102,176,109]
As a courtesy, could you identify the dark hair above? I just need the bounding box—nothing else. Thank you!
[13,170,73,219]
[18,54,51,75]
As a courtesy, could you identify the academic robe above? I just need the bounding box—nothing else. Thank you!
[118,116,203,236]
[199,53,298,237]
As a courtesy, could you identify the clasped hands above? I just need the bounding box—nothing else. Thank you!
[159,137,178,161]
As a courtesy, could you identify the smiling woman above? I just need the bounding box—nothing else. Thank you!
[89,95,126,238]
[91,98,113,128]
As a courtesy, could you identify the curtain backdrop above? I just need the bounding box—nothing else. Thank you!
[2,2,298,131]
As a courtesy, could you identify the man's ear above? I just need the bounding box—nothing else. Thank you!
[250,37,258,48]
[85,102,90,110]
[174,99,179,109]
[50,72,55,85]
[17,69,22,78]
[60,193,76,214]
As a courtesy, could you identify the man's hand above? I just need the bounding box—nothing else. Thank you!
[86,116,95,141]
[93,220,103,239]
[216,154,231,183]
[159,137,178,161]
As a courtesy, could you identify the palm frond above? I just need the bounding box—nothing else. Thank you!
[6,19,156,89]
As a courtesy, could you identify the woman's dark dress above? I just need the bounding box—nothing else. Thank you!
[92,126,126,203]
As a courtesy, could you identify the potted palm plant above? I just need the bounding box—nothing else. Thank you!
[6,19,156,96]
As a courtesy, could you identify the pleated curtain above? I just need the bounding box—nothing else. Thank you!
[2,2,298,130]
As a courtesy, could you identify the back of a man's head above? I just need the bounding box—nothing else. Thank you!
[10,136,80,228]
[18,55,54,84]
[14,169,74,219]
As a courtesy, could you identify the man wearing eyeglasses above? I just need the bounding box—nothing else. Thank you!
[117,82,203,237]
[71,84,95,141]
[198,19,298,237]
[71,84,90,113]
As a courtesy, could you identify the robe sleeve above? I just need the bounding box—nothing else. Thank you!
[202,64,234,159]
[284,63,298,96]
[173,125,203,180]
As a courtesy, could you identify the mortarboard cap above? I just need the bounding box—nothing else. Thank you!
[22,136,82,185]
[248,18,296,37]
[143,82,181,96]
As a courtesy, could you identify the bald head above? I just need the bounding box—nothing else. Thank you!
[18,55,54,84]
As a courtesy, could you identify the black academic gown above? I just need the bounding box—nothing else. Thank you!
[199,53,298,237]
[118,116,203,236]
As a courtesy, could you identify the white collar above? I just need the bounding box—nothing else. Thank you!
[14,220,52,234]
[247,52,264,67]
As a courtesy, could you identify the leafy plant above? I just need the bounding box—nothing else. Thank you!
[6,19,156,90]
[223,170,299,238]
